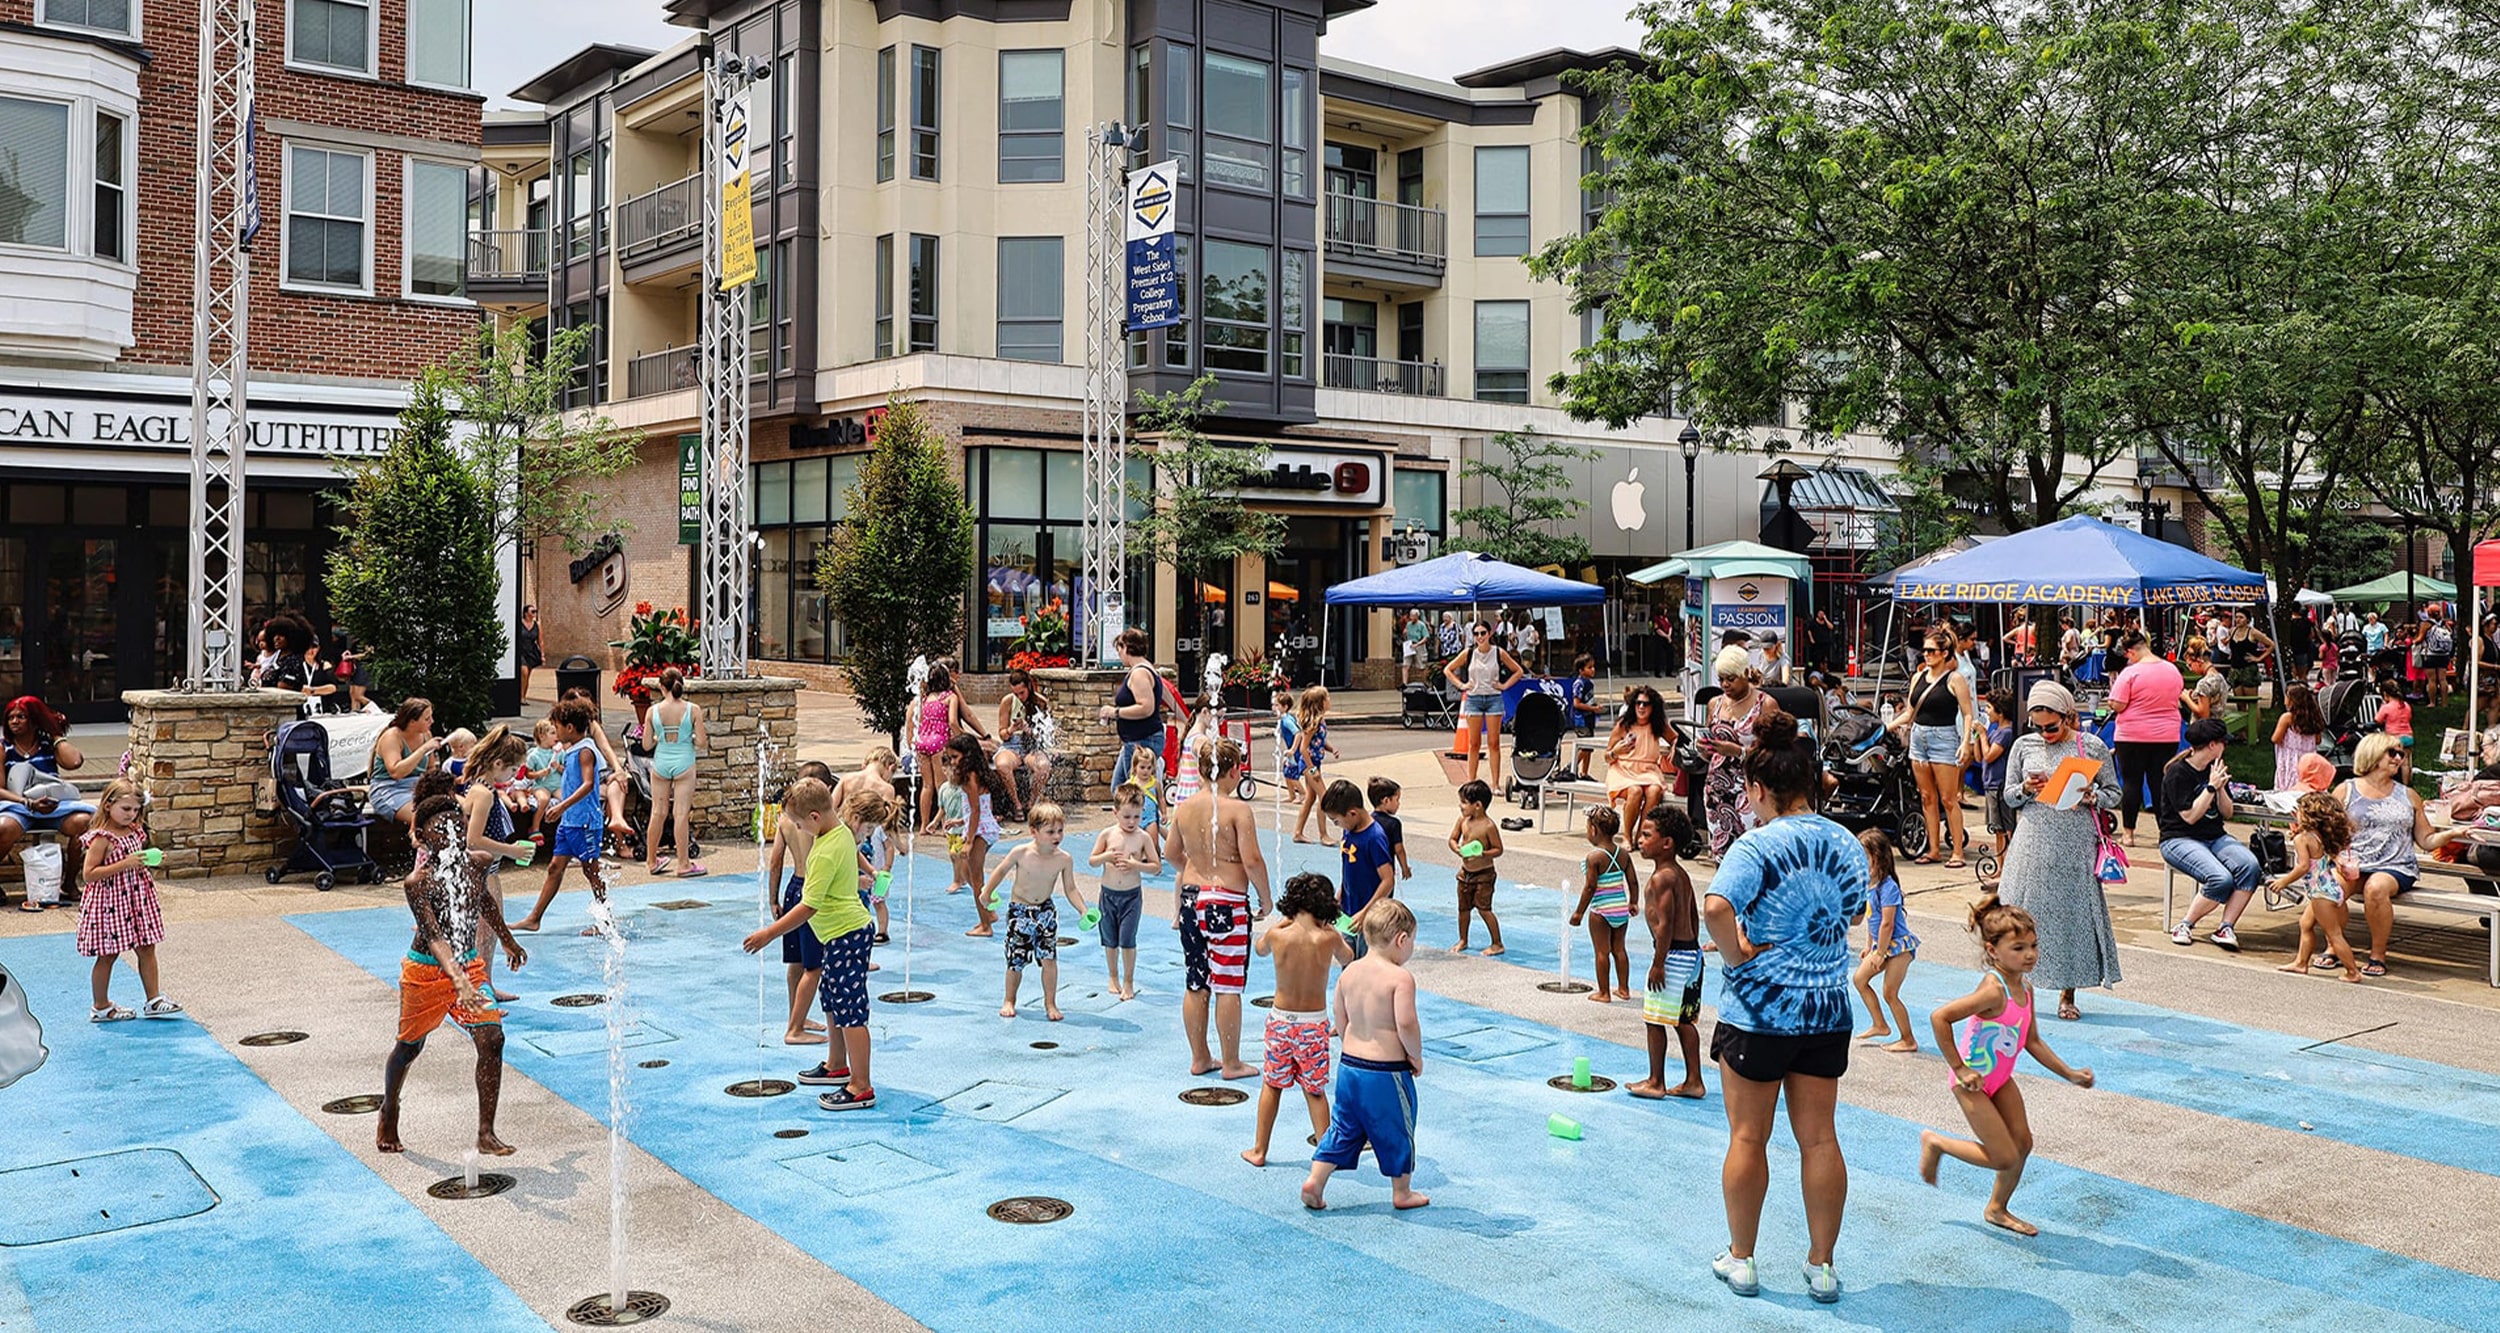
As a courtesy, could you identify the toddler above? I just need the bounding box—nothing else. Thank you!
[1088,786,1160,1000]
[1570,806,1637,1002]
[1445,779,1504,955]
[1851,831,1920,1052]
[77,778,180,1021]
[983,803,1087,1021]
[2272,791,2364,981]
[1243,873,1354,1167]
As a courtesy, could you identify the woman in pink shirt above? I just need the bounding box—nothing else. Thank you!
[2104,630,2183,846]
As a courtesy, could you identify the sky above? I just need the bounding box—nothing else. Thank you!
[473,0,1648,107]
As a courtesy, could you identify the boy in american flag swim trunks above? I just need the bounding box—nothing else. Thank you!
[1242,874,1354,1167]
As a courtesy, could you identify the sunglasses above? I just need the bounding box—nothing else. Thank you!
[1923,647,1947,655]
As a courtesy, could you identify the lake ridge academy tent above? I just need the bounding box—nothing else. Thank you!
[1884,516,2265,607]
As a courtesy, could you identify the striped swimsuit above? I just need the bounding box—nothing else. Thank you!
[1589,849,1633,927]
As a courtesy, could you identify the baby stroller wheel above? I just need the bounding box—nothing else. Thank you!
[265,866,285,885]
[1401,709,1420,730]
[1893,817,1930,860]
[314,872,336,892]
[1234,775,1259,800]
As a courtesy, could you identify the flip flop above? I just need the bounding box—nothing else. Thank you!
[2361,959,2388,977]
[1945,858,1968,869]
[679,864,708,878]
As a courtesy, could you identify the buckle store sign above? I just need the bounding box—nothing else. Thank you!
[1229,446,1385,508]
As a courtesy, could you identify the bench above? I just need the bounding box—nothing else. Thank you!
[2161,855,2500,986]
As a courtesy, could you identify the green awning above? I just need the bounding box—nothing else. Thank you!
[2324,571,2456,603]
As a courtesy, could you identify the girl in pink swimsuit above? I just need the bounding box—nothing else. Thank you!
[1916,892,2098,1237]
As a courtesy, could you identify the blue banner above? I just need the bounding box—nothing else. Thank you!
[1125,160,1181,331]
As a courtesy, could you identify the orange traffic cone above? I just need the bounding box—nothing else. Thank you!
[1453,719,1476,757]
[1847,645,1860,677]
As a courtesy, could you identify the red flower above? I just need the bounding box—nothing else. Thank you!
[634,600,654,617]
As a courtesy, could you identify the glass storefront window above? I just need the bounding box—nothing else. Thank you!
[988,449,1043,519]
[826,453,862,521]
[755,461,790,525]
[792,457,828,524]
[0,540,23,698]
[757,529,793,660]
[1043,451,1081,522]
[795,527,833,660]
[45,539,119,704]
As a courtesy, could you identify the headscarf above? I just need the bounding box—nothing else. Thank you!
[2025,679,2076,718]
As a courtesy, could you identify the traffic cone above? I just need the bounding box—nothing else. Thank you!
[1454,720,1475,757]
[1847,645,1860,677]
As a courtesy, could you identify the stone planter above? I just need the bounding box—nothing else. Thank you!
[680,676,803,840]
[121,689,316,879]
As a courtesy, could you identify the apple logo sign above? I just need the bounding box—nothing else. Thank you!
[1612,467,1647,531]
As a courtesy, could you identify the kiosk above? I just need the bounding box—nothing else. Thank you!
[1627,540,1814,718]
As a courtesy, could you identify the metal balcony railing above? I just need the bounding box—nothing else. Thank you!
[466,228,549,282]
[1323,353,1444,397]
[627,345,699,399]
[616,173,702,257]
[1321,193,1448,270]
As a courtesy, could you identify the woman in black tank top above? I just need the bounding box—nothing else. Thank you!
[1888,630,1977,866]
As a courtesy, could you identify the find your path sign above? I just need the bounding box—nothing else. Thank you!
[1126,160,1182,330]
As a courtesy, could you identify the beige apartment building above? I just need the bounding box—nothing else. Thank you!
[474,1,1901,689]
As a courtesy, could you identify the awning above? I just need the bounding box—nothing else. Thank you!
[1883,516,2265,605]
[2324,571,2456,603]
[1627,540,1818,587]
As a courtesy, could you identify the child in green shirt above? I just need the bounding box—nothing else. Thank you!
[745,779,894,1112]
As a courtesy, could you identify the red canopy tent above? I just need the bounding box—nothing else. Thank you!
[2472,542,2500,736]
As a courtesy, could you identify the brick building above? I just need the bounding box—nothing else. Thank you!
[0,0,484,719]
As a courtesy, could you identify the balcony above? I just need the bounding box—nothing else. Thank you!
[627,344,699,399]
[1320,194,1447,290]
[1323,353,1443,397]
[465,229,549,308]
[616,173,702,277]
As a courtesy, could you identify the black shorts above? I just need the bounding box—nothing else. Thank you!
[1710,1023,1850,1083]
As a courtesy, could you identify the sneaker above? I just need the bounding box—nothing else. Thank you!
[1802,1260,1841,1304]
[818,1087,877,1112]
[2211,924,2241,952]
[796,1062,851,1086]
[141,996,186,1019]
[2169,921,2194,946]
[1711,1250,1759,1297]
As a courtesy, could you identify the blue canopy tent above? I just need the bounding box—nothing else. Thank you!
[1324,552,1604,708]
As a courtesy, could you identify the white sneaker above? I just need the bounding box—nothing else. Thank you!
[1803,1260,1841,1304]
[2169,921,2194,946]
[2211,924,2240,952]
[1712,1250,1759,1297]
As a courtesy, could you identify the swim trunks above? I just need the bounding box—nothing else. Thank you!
[398,950,502,1043]
[1643,947,1704,1027]
[1176,884,1250,994]
[780,875,824,969]
[1456,866,1496,912]
[552,824,602,862]
[1262,1009,1332,1096]
[1005,900,1059,970]
[1097,886,1142,949]
[1313,1052,1417,1179]
[816,927,873,1027]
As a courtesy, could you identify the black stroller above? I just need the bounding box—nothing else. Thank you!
[266,718,380,891]
[1503,690,1570,810]
[2317,675,2382,782]
[1819,704,1929,858]
[1400,677,1459,731]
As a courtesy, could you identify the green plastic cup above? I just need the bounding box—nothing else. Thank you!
[511,844,535,868]
[990,887,1010,912]
[140,848,163,869]
[1459,840,1485,859]
[873,870,892,901]
[1547,1113,1583,1141]
[1571,1056,1592,1089]
[1335,914,1358,935]
[1081,908,1102,930]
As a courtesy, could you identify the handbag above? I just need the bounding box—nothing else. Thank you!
[2092,809,2129,884]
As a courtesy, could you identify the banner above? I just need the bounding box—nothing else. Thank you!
[1125,160,1181,330]
[679,433,702,544]
[718,88,757,290]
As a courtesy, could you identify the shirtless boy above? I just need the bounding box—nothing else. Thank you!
[1243,873,1355,1167]
[982,803,1088,1021]
[1089,786,1161,999]
[378,780,528,1156]
[1304,898,1428,1211]
[1628,805,1707,1100]
[1162,738,1274,1078]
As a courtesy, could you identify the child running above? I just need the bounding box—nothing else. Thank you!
[1088,785,1160,1000]
[77,778,180,1021]
[1851,831,1921,1052]
[1629,805,1705,1100]
[2272,791,2365,981]
[1918,891,2096,1236]
[1446,780,1505,955]
[1369,778,1413,883]
[1303,898,1428,1212]
[379,778,527,1155]
[1570,806,1638,1003]
[515,698,613,933]
[984,803,1088,1021]
[1243,872,1355,1167]
[744,780,889,1112]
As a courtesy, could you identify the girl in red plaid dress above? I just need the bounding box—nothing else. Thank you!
[78,778,179,1022]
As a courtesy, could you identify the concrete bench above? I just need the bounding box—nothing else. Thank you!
[2161,856,2500,986]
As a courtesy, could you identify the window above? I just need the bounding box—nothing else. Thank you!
[1281,68,1310,198]
[997,236,1062,362]
[775,52,797,180]
[405,159,467,299]
[0,97,70,250]
[1280,250,1306,379]
[873,233,894,356]
[1393,468,1446,534]
[1202,52,1271,190]
[37,0,134,38]
[1474,146,1530,257]
[92,110,128,262]
[1127,45,1150,156]
[408,0,470,90]
[1165,235,1192,368]
[908,233,939,352]
[910,46,941,180]
[1165,43,1194,176]
[998,51,1065,183]
[1474,301,1530,403]
[748,243,771,376]
[288,0,374,77]
[564,148,592,260]
[1202,239,1269,374]
[875,47,896,182]
[283,144,369,293]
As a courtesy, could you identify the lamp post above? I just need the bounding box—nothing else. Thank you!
[1678,423,1702,551]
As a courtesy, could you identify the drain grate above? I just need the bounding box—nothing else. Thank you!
[651,899,711,911]
[1029,1041,1059,1050]
[428,1173,516,1200]
[239,1031,309,1046]
[638,1059,669,1069]
[1536,981,1596,995]
[987,1196,1074,1224]
[1179,1087,1247,1107]
[551,993,607,1008]
[1548,1074,1618,1094]
[1249,995,1275,1008]
[566,1292,672,1326]
[773,1129,809,1139]
[726,1079,795,1098]
[1055,936,1077,947]
[322,1094,384,1115]
[878,990,937,1004]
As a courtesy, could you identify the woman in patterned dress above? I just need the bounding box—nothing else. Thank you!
[1704,647,1767,859]
[1997,680,2123,1021]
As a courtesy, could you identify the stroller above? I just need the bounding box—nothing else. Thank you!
[1400,677,1459,731]
[1503,689,1570,810]
[618,745,702,865]
[266,717,380,891]
[1819,705,1929,858]
[2316,675,2382,782]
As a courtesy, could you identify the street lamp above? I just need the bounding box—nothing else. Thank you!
[1678,423,1703,551]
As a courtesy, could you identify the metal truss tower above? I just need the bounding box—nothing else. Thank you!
[1079,123,1132,664]
[187,0,255,689]
[698,52,768,677]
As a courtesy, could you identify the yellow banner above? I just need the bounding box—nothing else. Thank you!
[719,88,757,290]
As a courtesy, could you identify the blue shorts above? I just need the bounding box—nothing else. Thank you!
[0,800,96,831]
[1313,1053,1417,1179]
[780,877,824,969]
[552,823,602,862]
[1460,694,1503,718]
[816,927,873,1027]
[2366,868,2418,895]
[1908,724,1963,764]
[368,779,418,820]
[1097,887,1142,949]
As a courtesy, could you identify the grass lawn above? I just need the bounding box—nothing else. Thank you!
[2218,689,2480,797]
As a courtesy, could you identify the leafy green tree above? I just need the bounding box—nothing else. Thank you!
[1449,428,1596,568]
[423,321,639,556]
[1126,376,1285,674]
[817,398,976,739]
[328,382,502,728]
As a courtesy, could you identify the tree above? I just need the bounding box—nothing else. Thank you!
[328,381,502,728]
[1449,428,1596,568]
[423,321,639,556]
[816,398,976,739]
[1126,376,1285,676]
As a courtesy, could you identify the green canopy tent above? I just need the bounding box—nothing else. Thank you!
[2324,572,2456,604]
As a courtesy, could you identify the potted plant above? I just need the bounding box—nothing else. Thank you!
[1006,598,1073,672]
[611,602,700,721]
[1219,651,1274,711]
